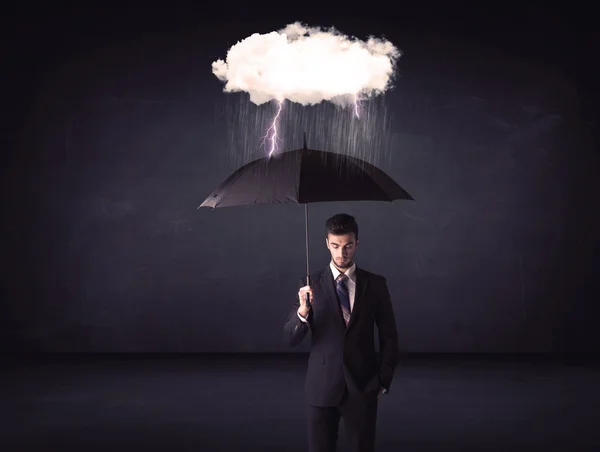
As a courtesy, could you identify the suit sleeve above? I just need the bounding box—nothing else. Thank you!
[283,277,311,347]
[376,276,399,392]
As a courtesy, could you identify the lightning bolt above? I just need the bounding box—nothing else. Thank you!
[353,94,360,119]
[262,100,283,157]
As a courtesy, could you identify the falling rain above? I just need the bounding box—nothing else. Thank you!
[219,94,396,171]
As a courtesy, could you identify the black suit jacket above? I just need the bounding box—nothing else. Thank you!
[283,264,399,407]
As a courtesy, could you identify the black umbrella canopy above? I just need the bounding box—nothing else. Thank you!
[198,147,414,209]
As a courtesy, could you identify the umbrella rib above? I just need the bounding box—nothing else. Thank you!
[355,158,400,202]
[217,163,256,207]
[253,170,269,204]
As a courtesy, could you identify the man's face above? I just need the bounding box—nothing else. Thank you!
[326,233,359,270]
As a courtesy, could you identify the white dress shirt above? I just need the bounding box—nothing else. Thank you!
[298,261,356,322]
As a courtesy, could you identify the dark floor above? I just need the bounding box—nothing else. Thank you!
[2,354,599,451]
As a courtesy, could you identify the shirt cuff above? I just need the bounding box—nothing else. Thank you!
[297,312,308,323]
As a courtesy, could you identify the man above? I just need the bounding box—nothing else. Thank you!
[283,213,399,452]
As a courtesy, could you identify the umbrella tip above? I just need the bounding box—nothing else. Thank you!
[303,132,307,149]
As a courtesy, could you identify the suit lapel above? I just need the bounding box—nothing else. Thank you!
[347,266,368,331]
[320,265,347,330]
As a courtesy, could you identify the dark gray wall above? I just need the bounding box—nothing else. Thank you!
[3,6,598,352]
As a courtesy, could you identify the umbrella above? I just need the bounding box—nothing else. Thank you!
[198,135,414,305]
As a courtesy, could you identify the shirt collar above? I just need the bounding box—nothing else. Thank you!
[330,261,356,282]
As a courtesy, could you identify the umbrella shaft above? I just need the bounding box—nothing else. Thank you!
[305,203,311,308]
[305,203,310,284]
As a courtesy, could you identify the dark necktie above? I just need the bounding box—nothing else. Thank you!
[336,273,351,326]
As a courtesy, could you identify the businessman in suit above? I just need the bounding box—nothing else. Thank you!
[283,213,399,452]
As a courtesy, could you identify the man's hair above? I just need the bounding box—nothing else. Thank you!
[325,213,359,240]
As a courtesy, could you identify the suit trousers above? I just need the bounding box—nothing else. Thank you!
[307,386,379,452]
